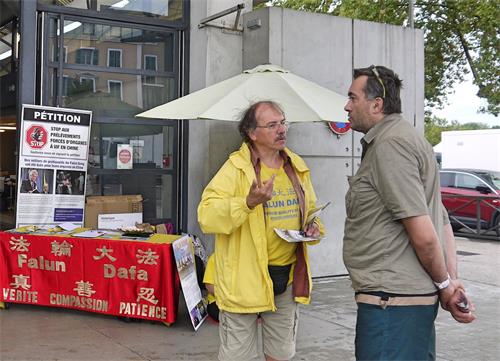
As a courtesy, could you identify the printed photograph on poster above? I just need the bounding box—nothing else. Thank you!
[190,300,209,329]
[19,168,54,194]
[55,170,86,195]
[172,235,208,331]
[175,247,194,276]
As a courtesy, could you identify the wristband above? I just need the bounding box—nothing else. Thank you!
[434,274,451,290]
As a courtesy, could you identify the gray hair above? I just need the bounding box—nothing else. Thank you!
[238,101,285,143]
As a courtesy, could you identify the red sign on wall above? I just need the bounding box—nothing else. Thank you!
[328,121,351,135]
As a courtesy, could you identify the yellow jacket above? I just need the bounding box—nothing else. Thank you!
[197,143,323,313]
[203,254,216,304]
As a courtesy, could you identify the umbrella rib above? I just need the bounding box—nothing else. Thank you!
[283,73,347,122]
[281,77,322,122]
[201,76,259,121]
[203,73,321,122]
[136,64,348,122]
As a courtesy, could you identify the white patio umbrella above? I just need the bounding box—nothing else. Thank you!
[137,64,348,123]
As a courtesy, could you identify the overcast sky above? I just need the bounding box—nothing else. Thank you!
[432,74,499,127]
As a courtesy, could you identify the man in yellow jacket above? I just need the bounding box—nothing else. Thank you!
[198,101,324,361]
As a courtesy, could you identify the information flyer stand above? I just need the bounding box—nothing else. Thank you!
[16,105,92,227]
[172,235,208,330]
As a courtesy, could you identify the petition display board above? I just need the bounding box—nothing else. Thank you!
[16,105,92,227]
[0,231,180,323]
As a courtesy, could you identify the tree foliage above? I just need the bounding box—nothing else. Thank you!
[424,115,491,146]
[269,0,499,116]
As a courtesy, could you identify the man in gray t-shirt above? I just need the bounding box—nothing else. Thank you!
[343,65,475,360]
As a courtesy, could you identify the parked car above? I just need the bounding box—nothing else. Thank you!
[440,169,500,235]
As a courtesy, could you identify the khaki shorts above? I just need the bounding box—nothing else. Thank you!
[218,287,299,361]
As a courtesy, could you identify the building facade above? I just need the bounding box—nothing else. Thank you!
[0,0,189,230]
[0,0,424,277]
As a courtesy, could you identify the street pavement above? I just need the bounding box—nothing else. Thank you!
[1,237,499,361]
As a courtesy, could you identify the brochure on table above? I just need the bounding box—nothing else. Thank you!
[172,235,208,331]
[16,105,92,227]
[6,223,152,241]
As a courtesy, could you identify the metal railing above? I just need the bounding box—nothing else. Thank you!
[441,193,500,241]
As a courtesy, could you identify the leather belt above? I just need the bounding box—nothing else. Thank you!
[355,293,438,309]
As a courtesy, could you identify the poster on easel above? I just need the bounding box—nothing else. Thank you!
[172,235,208,331]
[16,105,92,227]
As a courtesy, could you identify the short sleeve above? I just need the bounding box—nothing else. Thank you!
[371,138,428,220]
[441,204,450,225]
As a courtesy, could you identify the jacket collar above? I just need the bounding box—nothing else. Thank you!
[362,113,403,146]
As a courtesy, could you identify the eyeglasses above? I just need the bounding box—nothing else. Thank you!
[255,119,289,131]
[370,65,386,99]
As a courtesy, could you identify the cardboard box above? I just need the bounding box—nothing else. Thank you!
[98,213,143,230]
[84,195,143,229]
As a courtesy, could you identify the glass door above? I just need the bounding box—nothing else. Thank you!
[0,12,19,230]
[42,13,182,228]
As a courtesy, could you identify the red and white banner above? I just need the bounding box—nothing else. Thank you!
[0,232,179,323]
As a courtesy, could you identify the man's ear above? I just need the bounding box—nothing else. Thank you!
[248,129,257,142]
[372,98,384,114]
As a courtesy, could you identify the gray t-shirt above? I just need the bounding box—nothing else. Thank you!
[343,113,448,295]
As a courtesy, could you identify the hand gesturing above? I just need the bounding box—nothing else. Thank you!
[246,175,275,209]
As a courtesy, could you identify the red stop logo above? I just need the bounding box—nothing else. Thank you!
[328,121,351,135]
[26,125,48,149]
[119,149,132,164]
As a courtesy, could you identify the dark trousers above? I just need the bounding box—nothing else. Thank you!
[355,302,438,361]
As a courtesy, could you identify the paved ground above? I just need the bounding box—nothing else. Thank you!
[1,237,499,361]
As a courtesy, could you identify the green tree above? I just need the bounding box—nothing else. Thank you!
[425,115,449,146]
[424,115,490,146]
[270,0,499,116]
